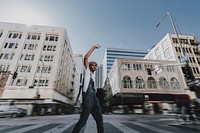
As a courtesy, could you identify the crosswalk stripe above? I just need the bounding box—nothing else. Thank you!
[6,123,48,133]
[130,121,175,133]
[42,123,74,133]
[84,120,97,133]
[0,121,177,133]
[111,121,140,133]
[0,125,15,131]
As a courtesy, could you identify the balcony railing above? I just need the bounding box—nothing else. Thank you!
[121,80,181,90]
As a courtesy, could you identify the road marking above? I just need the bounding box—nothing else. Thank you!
[131,121,175,133]
[6,123,48,133]
[111,121,140,133]
[84,120,97,133]
[0,125,15,131]
[42,123,74,133]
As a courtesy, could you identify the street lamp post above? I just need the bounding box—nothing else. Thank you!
[36,58,44,99]
[156,11,185,59]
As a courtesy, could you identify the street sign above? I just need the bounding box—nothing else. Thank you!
[187,79,200,86]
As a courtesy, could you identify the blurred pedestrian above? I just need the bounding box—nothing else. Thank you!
[192,99,200,117]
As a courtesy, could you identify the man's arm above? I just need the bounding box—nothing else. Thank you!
[84,44,101,69]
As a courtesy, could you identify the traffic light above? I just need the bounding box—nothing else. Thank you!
[189,85,197,91]
[12,71,18,79]
[147,68,152,75]
[181,63,194,81]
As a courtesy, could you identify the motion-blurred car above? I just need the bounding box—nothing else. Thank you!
[0,107,27,118]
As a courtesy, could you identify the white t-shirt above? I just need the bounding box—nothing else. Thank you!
[83,67,96,92]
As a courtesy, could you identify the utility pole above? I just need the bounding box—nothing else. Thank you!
[156,11,185,59]
[156,12,197,92]
[36,58,44,99]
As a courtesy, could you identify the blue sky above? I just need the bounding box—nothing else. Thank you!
[0,0,200,64]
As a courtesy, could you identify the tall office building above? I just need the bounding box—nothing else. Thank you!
[95,64,103,88]
[103,47,148,83]
[144,33,200,97]
[0,22,79,115]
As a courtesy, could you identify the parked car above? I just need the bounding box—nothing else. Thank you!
[0,107,27,118]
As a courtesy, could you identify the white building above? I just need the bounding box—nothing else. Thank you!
[105,58,195,114]
[144,33,200,97]
[95,64,103,88]
[0,22,79,115]
[74,54,84,107]
[103,47,148,84]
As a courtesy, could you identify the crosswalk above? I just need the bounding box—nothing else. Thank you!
[0,120,188,133]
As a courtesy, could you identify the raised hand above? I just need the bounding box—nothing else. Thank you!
[94,44,101,49]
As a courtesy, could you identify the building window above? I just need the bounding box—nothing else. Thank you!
[37,66,52,73]
[133,64,142,70]
[170,77,180,89]
[196,67,200,74]
[7,31,22,39]
[192,57,196,63]
[122,76,133,88]
[180,39,188,44]
[121,63,130,70]
[43,45,56,51]
[4,42,18,49]
[0,53,14,60]
[135,76,145,89]
[172,38,178,43]
[34,79,49,86]
[193,67,197,74]
[185,48,189,53]
[23,43,38,50]
[175,47,179,53]
[159,77,170,89]
[25,54,35,61]
[45,34,59,42]
[42,55,54,62]
[178,47,181,53]
[27,33,41,40]
[0,31,3,38]
[188,48,192,53]
[166,66,175,72]
[147,77,157,89]
[144,64,153,70]
[0,64,9,71]
[3,53,9,59]
[19,65,32,72]
[16,78,28,86]
[197,58,200,64]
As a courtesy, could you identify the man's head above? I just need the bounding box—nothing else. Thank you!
[89,61,97,73]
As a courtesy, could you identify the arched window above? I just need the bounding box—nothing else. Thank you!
[147,77,157,89]
[135,76,145,89]
[159,77,169,89]
[122,76,132,88]
[170,77,180,89]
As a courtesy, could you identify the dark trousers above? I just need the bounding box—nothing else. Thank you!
[72,79,104,133]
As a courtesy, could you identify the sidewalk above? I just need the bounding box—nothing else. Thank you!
[169,121,200,132]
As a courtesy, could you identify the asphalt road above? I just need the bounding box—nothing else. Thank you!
[0,114,199,133]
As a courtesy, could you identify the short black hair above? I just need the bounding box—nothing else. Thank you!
[89,61,97,67]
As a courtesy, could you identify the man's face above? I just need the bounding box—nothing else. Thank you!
[89,63,97,73]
